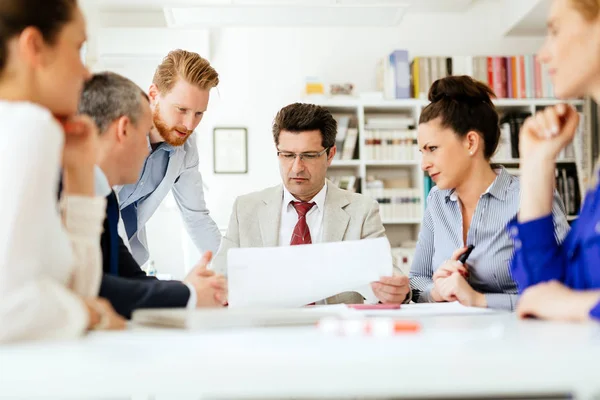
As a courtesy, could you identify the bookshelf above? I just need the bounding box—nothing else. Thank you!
[306,51,596,272]
[313,96,589,250]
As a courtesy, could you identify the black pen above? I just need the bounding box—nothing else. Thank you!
[458,244,475,265]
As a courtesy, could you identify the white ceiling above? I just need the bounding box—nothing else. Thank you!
[86,0,478,28]
[91,0,477,13]
[506,0,550,36]
[84,0,549,34]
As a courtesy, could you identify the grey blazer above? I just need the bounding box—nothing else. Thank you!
[213,181,405,305]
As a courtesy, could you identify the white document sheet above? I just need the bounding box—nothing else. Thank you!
[227,237,393,308]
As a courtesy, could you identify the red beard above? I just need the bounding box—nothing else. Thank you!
[153,104,192,147]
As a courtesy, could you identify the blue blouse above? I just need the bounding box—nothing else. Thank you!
[509,180,600,320]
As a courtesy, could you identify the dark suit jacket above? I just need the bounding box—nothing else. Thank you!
[99,195,191,318]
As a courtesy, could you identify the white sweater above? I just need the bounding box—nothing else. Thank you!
[0,101,106,342]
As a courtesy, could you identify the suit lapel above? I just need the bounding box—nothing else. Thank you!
[322,182,350,242]
[258,185,283,247]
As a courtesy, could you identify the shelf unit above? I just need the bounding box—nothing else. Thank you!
[380,218,423,224]
[313,96,588,245]
[492,158,577,164]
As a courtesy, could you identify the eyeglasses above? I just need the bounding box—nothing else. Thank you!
[277,148,329,162]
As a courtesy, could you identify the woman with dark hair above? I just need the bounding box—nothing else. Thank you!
[409,75,569,310]
[0,0,124,342]
[510,0,600,322]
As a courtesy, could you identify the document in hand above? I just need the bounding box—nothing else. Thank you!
[227,237,393,308]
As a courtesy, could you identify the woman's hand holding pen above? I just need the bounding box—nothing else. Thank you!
[433,247,470,281]
[431,246,487,308]
[431,247,469,302]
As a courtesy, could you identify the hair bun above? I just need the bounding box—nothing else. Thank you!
[428,75,495,105]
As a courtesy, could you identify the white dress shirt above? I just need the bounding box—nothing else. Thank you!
[0,101,106,342]
[279,183,328,246]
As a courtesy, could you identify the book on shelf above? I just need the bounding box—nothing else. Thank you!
[410,55,555,100]
[377,50,559,100]
[555,163,581,217]
[365,173,421,222]
[329,175,359,193]
[495,112,580,162]
[572,111,589,197]
[363,115,418,161]
[364,187,422,222]
[377,50,410,99]
[332,113,359,160]
[497,112,530,159]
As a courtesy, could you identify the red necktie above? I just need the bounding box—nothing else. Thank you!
[290,201,316,306]
[290,201,315,245]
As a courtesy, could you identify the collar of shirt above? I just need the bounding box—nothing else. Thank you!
[446,167,511,203]
[94,165,112,197]
[283,181,328,212]
[150,141,176,154]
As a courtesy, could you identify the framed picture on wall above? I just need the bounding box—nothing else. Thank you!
[213,127,248,174]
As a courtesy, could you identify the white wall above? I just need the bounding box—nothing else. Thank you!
[200,26,545,228]
[86,2,546,277]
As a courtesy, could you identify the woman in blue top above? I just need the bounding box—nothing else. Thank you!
[511,0,600,321]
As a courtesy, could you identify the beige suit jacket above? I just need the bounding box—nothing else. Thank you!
[213,181,407,305]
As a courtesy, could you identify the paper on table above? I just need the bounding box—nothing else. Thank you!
[227,237,393,308]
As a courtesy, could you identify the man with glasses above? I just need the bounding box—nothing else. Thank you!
[211,102,410,304]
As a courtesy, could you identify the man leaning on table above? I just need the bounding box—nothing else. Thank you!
[211,102,410,304]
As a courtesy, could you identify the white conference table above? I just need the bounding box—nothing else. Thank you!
[1,306,600,399]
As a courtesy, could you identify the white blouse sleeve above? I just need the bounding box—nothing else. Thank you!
[0,105,104,342]
[60,195,106,298]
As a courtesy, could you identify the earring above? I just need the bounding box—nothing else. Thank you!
[469,151,473,155]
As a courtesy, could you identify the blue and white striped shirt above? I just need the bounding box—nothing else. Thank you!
[409,167,570,311]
